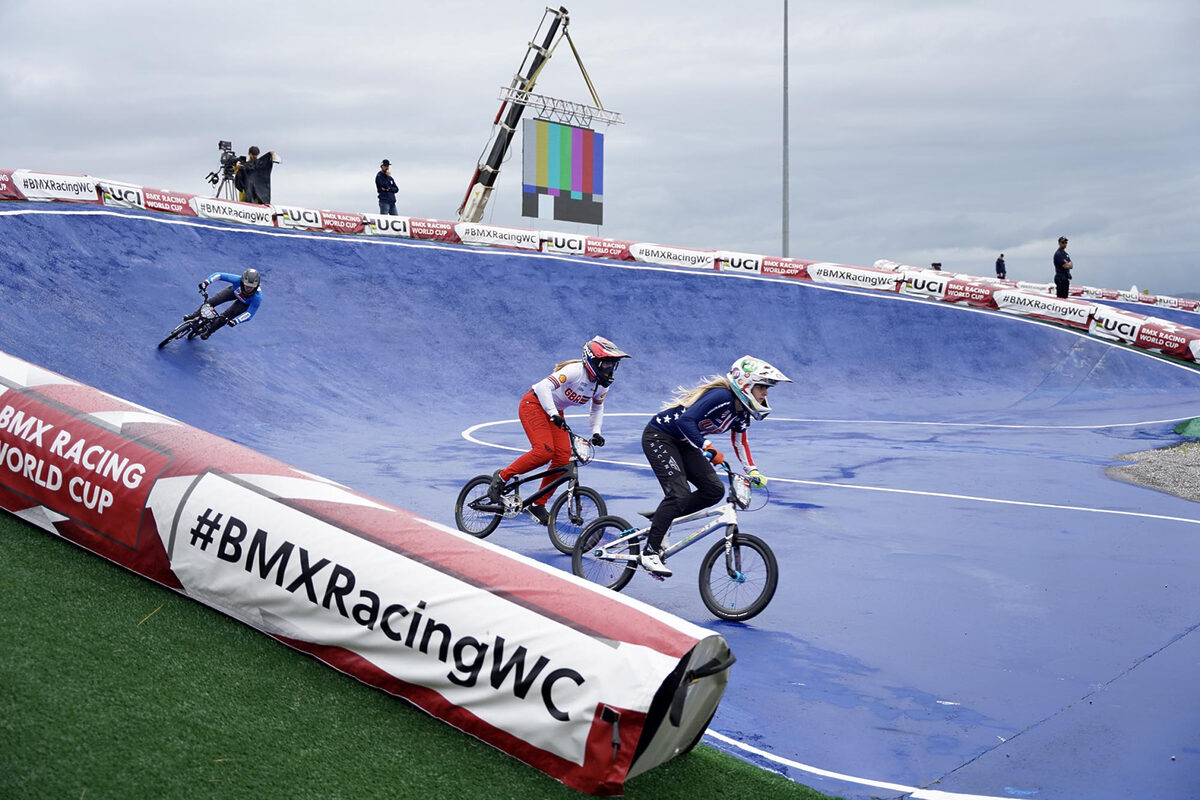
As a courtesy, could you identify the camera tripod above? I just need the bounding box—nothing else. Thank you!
[211,169,238,201]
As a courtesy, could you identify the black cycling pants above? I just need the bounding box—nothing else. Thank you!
[205,286,248,329]
[641,425,723,552]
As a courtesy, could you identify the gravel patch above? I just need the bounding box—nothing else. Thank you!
[1107,440,1200,504]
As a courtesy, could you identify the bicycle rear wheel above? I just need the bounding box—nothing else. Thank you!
[571,515,638,592]
[157,320,193,349]
[547,485,606,554]
[698,531,778,622]
[454,475,502,538]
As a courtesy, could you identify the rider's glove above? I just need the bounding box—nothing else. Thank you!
[702,444,724,466]
[226,318,238,327]
[550,414,567,429]
[748,468,767,488]
[198,280,209,291]
[590,433,605,447]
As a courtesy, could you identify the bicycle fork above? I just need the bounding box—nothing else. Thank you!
[721,526,748,583]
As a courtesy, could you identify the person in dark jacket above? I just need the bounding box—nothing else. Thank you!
[241,146,276,204]
[376,159,399,215]
[1053,237,1073,298]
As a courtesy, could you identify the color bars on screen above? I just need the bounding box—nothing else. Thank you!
[521,119,603,225]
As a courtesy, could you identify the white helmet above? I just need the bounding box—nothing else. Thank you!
[727,356,791,420]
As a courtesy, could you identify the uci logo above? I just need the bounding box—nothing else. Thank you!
[907,277,945,293]
[284,208,321,225]
[104,186,143,206]
[723,257,761,273]
[544,235,585,254]
[372,217,409,235]
[1097,317,1138,337]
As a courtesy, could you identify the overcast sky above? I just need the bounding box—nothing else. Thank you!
[3,1,1197,293]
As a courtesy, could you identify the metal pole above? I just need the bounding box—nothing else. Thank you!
[782,0,790,257]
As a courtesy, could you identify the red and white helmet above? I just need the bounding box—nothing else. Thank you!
[727,356,791,420]
[582,336,631,387]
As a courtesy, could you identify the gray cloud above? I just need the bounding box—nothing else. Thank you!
[2,0,1196,293]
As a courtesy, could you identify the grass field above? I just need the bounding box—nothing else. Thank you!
[0,513,838,799]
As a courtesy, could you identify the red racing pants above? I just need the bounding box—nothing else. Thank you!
[500,391,571,507]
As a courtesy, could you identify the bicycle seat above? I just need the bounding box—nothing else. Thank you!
[638,509,656,520]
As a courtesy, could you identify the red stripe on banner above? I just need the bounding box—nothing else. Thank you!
[273,635,645,794]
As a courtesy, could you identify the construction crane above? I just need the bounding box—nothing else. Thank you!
[457,6,621,224]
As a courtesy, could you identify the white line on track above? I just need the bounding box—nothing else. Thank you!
[18,207,1193,797]
[704,730,1011,800]
[465,414,1087,798]
[462,415,1200,526]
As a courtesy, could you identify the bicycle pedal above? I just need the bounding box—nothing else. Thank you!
[646,572,666,582]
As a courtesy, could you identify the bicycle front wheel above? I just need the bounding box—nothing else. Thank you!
[698,531,778,622]
[157,320,193,349]
[571,515,638,592]
[454,475,502,538]
[547,485,606,554]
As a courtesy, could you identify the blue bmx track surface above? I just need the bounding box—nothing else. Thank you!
[2,206,1198,799]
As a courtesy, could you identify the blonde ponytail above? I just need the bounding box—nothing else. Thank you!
[661,375,730,410]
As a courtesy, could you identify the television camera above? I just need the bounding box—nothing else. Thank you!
[205,140,244,187]
[205,140,245,200]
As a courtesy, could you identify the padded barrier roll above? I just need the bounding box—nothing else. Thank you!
[0,349,733,795]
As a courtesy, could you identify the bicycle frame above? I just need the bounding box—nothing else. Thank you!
[500,459,580,511]
[485,430,594,515]
[590,501,740,565]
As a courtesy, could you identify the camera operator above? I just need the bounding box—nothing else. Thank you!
[241,145,278,205]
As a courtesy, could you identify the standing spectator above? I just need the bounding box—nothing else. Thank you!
[376,159,399,215]
[1053,236,1073,298]
[241,146,277,205]
[995,253,1006,280]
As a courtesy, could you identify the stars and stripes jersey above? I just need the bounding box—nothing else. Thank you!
[531,360,609,436]
[648,387,755,469]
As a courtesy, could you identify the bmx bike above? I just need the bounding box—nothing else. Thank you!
[157,288,226,348]
[571,463,778,622]
[454,426,607,554]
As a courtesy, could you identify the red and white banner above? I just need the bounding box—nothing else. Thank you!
[1135,319,1200,361]
[96,180,147,210]
[0,168,26,200]
[807,262,901,292]
[537,234,635,261]
[0,350,730,795]
[761,256,812,280]
[408,218,461,243]
[272,205,325,231]
[455,222,541,251]
[583,237,634,261]
[1089,305,1147,344]
[5,169,98,203]
[321,209,365,235]
[716,251,765,276]
[191,195,275,227]
[363,214,412,238]
[539,231,589,256]
[1016,281,1054,295]
[142,187,199,217]
[993,289,1096,329]
[629,243,717,270]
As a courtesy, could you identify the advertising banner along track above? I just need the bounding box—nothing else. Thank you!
[0,349,733,795]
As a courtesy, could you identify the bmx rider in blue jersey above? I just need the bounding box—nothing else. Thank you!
[185,268,263,339]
